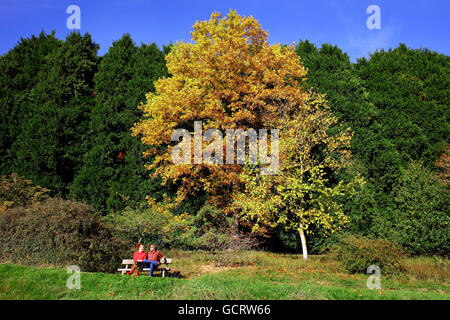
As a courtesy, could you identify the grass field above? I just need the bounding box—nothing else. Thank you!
[1,250,448,300]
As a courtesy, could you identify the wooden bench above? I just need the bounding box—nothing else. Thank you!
[118,258,172,277]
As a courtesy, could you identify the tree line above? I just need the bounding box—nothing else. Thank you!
[0,26,448,255]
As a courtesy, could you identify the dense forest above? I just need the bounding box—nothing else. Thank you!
[0,23,448,268]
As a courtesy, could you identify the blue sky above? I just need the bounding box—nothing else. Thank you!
[1,0,449,61]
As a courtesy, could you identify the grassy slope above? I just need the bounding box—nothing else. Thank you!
[0,250,448,300]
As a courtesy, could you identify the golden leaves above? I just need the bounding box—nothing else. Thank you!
[132,10,348,217]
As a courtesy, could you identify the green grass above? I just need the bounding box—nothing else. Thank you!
[1,250,448,300]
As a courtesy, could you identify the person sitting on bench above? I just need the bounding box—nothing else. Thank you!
[143,244,165,277]
[127,243,146,276]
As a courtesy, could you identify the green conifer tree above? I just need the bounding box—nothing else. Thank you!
[69,34,169,212]
[10,32,99,195]
[0,31,61,175]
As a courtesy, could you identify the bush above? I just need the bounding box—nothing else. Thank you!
[180,205,260,252]
[180,205,234,250]
[389,162,450,256]
[329,235,406,275]
[0,173,50,212]
[103,203,190,249]
[105,203,260,252]
[0,198,128,273]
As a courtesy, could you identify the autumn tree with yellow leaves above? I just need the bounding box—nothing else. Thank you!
[233,91,363,260]
[132,10,308,208]
[132,10,361,258]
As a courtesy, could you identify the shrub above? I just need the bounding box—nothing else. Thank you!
[180,205,234,251]
[0,173,50,212]
[0,198,128,273]
[103,203,190,249]
[329,235,406,275]
[389,162,450,256]
[104,203,261,252]
[180,205,260,252]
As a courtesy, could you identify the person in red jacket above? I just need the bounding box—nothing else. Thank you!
[127,243,147,276]
[143,244,165,277]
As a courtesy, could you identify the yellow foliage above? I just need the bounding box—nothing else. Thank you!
[132,9,360,226]
[132,10,313,213]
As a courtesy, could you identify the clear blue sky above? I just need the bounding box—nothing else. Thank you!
[1,0,449,61]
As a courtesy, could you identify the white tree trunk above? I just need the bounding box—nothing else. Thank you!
[299,227,308,260]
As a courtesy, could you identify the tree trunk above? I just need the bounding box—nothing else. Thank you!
[299,227,308,260]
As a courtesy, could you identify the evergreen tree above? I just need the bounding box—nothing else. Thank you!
[356,44,449,167]
[0,31,61,175]
[69,34,169,212]
[390,161,449,255]
[295,41,449,254]
[10,32,99,195]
